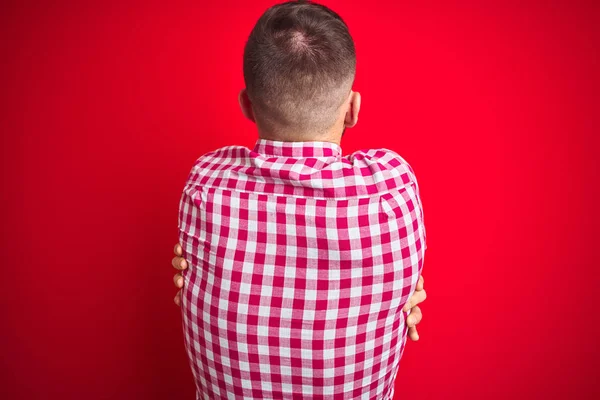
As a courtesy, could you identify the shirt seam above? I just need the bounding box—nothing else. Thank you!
[188,183,413,202]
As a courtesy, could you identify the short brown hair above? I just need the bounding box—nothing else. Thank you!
[243,1,356,135]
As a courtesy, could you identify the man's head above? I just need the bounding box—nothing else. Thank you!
[239,1,361,143]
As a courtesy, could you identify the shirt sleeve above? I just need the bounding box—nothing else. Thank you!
[382,148,427,252]
[178,156,209,269]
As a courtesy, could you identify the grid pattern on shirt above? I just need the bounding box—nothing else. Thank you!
[179,139,426,400]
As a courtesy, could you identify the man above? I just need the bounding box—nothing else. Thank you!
[170,1,427,398]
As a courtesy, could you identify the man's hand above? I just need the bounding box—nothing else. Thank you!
[172,243,426,341]
[403,275,426,341]
[172,243,187,306]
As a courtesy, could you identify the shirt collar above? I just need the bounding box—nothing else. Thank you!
[252,139,342,158]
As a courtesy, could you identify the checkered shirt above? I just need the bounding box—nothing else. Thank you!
[178,139,426,400]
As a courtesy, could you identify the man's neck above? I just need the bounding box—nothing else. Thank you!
[257,130,342,146]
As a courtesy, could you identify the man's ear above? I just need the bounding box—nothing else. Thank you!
[238,89,256,123]
[344,91,361,128]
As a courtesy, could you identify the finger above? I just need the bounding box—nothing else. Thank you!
[174,243,183,256]
[408,326,420,341]
[174,291,182,306]
[406,306,422,327]
[172,256,188,271]
[402,289,427,312]
[417,275,424,291]
[173,273,184,288]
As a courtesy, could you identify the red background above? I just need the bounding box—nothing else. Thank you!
[1,1,598,399]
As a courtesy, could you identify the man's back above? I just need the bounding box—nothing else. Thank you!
[178,139,426,399]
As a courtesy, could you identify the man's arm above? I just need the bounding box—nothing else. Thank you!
[170,243,427,341]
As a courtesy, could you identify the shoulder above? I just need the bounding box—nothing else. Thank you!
[347,147,423,193]
[347,147,417,178]
[192,144,249,168]
[186,144,250,183]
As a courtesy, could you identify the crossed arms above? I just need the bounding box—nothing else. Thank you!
[170,243,427,341]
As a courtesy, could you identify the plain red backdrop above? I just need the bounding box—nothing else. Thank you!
[1,1,598,399]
